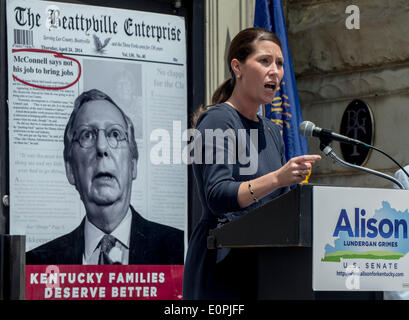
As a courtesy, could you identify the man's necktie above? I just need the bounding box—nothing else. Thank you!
[98,234,117,265]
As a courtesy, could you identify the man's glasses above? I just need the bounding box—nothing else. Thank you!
[72,124,128,149]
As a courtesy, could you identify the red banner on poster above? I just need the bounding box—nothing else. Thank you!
[26,265,183,300]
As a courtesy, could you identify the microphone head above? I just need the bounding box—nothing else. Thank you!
[299,121,316,137]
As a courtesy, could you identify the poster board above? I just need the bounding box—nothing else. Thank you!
[7,0,187,299]
[313,186,409,292]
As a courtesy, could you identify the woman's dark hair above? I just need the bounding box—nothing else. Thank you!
[191,27,282,127]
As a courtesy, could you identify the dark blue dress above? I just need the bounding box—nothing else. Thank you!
[183,103,289,300]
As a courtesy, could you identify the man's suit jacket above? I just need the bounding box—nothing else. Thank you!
[26,207,184,265]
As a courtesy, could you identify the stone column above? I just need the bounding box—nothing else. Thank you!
[205,0,255,104]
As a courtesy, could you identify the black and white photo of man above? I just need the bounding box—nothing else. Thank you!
[26,89,184,265]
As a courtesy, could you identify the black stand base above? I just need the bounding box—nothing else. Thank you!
[256,247,382,300]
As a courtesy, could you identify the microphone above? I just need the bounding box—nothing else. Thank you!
[299,121,366,146]
[300,120,409,182]
[321,145,404,189]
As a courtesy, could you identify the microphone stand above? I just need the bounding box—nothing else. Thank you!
[319,140,405,190]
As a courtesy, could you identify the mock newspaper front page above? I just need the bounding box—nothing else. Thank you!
[7,0,187,300]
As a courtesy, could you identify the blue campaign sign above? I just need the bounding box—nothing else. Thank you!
[313,186,409,291]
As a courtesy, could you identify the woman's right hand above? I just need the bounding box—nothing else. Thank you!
[273,154,321,187]
[238,154,321,208]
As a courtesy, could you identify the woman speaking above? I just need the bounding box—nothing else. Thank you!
[183,27,321,300]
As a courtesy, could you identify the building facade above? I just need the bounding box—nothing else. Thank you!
[204,0,408,189]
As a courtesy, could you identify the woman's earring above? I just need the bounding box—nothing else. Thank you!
[236,74,241,79]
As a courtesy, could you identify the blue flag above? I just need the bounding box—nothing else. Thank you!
[254,0,309,161]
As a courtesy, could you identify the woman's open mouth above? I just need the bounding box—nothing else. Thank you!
[264,82,277,91]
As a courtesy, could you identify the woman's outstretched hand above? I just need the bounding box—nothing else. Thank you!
[274,154,321,187]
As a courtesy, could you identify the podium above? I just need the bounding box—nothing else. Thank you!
[207,184,382,300]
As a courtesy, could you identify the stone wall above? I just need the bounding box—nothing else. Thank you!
[287,0,409,188]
